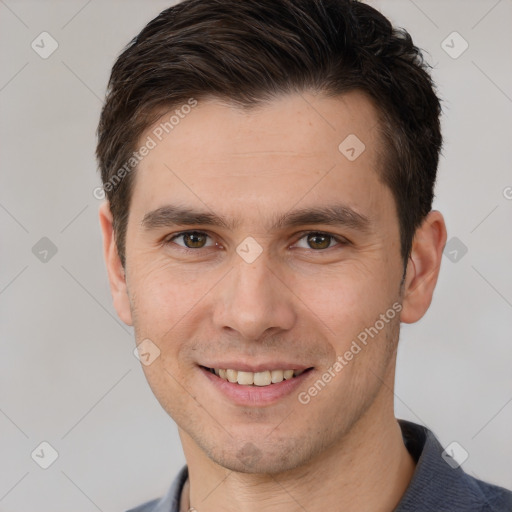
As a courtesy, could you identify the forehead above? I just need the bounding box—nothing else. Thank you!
[142,90,382,164]
[130,90,392,227]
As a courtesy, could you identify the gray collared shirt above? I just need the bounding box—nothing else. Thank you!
[127,420,512,512]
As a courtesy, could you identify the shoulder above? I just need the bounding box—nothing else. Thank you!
[396,420,512,511]
[126,498,160,512]
[125,466,189,512]
[470,476,512,511]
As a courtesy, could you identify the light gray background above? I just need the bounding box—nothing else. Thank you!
[1,0,511,510]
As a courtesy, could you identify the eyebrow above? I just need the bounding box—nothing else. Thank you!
[141,203,371,233]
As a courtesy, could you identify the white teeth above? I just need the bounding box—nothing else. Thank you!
[253,371,271,386]
[237,371,254,385]
[226,369,238,383]
[210,367,307,386]
[271,370,284,383]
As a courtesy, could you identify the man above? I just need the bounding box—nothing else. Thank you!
[96,0,512,510]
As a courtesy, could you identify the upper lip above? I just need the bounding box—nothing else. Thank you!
[200,362,313,372]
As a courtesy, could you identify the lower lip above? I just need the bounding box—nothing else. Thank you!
[199,366,314,406]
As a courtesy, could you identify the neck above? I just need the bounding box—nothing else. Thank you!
[179,396,416,512]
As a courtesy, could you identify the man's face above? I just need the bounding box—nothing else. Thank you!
[121,91,405,473]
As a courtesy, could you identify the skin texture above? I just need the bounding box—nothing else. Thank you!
[100,90,447,512]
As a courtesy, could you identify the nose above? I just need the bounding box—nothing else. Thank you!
[212,252,296,341]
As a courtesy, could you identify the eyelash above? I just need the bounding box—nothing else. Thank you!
[164,230,349,254]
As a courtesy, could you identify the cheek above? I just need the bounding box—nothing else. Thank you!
[288,261,397,339]
[129,257,206,326]
[140,359,192,423]
[128,259,226,370]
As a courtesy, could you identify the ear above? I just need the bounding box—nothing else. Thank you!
[98,202,133,326]
[400,210,447,324]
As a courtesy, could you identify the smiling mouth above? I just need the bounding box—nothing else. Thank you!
[201,366,314,386]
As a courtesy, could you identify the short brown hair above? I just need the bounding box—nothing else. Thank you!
[96,0,442,270]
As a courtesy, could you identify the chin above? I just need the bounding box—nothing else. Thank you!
[204,436,312,475]
[215,454,301,475]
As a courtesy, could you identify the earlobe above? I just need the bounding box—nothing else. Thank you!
[400,210,447,324]
[98,202,133,326]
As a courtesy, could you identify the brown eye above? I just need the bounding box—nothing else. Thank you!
[306,233,334,250]
[293,231,347,251]
[184,232,207,248]
[168,231,214,250]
